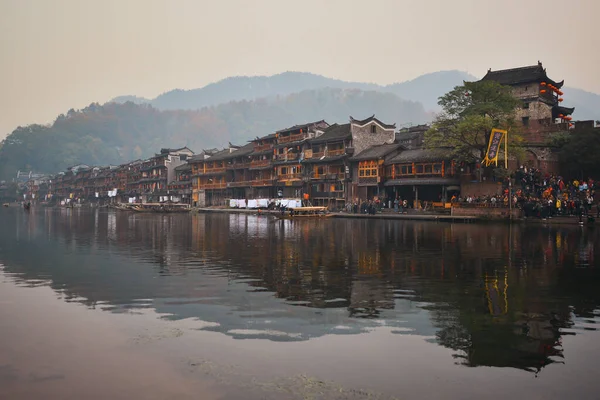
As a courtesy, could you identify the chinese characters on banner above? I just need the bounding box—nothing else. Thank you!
[482,129,507,167]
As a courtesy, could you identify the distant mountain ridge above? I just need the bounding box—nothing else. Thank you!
[111,70,600,121]
[111,70,477,112]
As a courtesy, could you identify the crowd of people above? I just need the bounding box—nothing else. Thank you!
[455,166,598,220]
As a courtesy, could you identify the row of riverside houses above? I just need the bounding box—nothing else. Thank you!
[24,62,599,208]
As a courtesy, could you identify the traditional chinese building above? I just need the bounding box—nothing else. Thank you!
[302,123,352,207]
[350,143,403,202]
[480,61,574,172]
[138,147,194,202]
[273,120,329,198]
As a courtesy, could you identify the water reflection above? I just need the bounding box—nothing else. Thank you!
[1,208,599,374]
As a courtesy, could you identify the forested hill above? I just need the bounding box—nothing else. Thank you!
[0,88,430,179]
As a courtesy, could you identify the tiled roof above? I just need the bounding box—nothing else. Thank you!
[174,164,192,171]
[276,120,328,134]
[309,123,351,144]
[350,143,403,161]
[350,115,396,129]
[386,148,453,164]
[159,146,194,154]
[204,148,236,161]
[480,62,564,88]
[250,133,277,142]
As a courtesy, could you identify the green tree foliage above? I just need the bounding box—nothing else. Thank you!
[551,128,600,179]
[425,80,524,164]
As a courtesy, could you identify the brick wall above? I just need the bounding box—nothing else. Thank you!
[351,122,395,155]
[452,205,520,219]
[460,181,504,197]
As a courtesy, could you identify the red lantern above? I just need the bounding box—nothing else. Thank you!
[569,123,574,127]
[540,89,547,93]
[565,116,572,121]
[558,114,564,118]
[557,90,563,95]
[541,82,547,86]
[558,98,564,102]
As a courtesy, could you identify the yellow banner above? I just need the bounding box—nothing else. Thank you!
[482,129,507,167]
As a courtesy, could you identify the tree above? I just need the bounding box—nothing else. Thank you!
[425,80,524,165]
[551,128,600,179]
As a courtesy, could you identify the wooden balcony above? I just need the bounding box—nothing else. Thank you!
[227,161,251,169]
[311,151,325,159]
[277,173,302,181]
[205,166,226,173]
[358,176,380,186]
[327,148,345,156]
[227,181,251,188]
[275,153,299,162]
[311,172,344,180]
[251,179,274,187]
[277,133,304,144]
[254,144,272,152]
[200,182,227,189]
[250,159,272,168]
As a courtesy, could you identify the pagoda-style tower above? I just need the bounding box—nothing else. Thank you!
[480,61,574,126]
[479,62,575,173]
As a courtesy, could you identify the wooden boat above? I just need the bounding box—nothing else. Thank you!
[274,206,332,219]
[3,203,9,207]
[117,202,191,213]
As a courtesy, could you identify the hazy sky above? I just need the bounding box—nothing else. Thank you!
[1,0,598,139]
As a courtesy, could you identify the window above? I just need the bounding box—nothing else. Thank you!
[522,102,529,109]
[522,116,530,126]
[433,164,442,174]
[424,164,433,174]
[359,160,377,177]
[371,125,377,133]
[316,166,325,176]
[280,167,288,175]
[415,165,424,174]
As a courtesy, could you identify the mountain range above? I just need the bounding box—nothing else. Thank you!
[111,70,600,121]
[1,69,598,179]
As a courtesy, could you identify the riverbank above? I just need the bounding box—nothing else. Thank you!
[192,207,600,225]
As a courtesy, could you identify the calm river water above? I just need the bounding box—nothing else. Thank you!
[1,208,599,399]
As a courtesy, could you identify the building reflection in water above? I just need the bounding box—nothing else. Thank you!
[1,209,599,374]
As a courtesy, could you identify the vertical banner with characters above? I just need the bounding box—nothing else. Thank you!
[482,129,507,167]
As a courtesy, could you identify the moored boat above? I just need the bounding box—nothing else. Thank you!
[274,206,331,219]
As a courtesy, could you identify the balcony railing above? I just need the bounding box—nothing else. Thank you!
[200,182,227,189]
[254,144,272,152]
[275,153,299,161]
[327,148,345,156]
[251,179,275,187]
[277,173,302,181]
[311,151,325,159]
[277,133,304,144]
[311,172,344,180]
[205,166,226,173]
[358,176,379,185]
[227,181,251,188]
[250,159,272,168]
[227,161,251,169]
